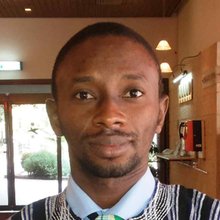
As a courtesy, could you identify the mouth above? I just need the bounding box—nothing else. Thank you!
[88,135,133,159]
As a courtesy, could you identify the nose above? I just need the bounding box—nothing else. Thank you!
[93,98,126,129]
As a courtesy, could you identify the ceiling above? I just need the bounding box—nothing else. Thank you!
[0,0,187,18]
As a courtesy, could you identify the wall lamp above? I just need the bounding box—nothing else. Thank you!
[156,40,172,73]
[172,52,201,84]
[173,69,188,83]
[0,61,22,71]
[160,62,172,73]
[156,40,171,51]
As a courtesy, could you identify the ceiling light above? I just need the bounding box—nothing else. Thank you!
[160,62,172,73]
[25,8,32,12]
[156,40,171,51]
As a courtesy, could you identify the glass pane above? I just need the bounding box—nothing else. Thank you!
[61,137,70,190]
[12,104,58,205]
[0,104,8,205]
[149,134,159,178]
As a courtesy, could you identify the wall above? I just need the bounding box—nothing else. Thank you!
[169,43,220,198]
[0,18,177,80]
[178,0,220,58]
[169,0,220,199]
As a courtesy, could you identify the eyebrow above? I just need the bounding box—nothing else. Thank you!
[72,73,147,84]
[122,73,147,81]
[72,76,95,83]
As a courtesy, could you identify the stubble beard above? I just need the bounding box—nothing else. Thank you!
[69,129,143,178]
[78,151,141,178]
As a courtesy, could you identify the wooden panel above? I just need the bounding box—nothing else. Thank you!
[0,0,187,18]
[169,42,220,199]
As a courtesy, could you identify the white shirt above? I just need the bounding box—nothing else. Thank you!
[65,168,156,219]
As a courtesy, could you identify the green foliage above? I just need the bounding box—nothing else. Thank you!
[148,141,159,162]
[21,152,32,168]
[21,150,70,178]
[21,151,57,178]
[62,159,70,177]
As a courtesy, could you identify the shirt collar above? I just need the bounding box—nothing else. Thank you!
[66,168,156,219]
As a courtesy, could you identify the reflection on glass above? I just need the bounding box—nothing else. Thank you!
[149,134,159,178]
[61,136,70,191]
[0,104,8,205]
[12,104,58,205]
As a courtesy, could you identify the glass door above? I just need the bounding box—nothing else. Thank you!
[0,94,71,210]
[61,136,70,191]
[0,104,8,206]
[12,104,58,205]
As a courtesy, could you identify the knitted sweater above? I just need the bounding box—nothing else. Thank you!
[11,181,220,220]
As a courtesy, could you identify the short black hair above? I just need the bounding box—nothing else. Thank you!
[51,22,163,99]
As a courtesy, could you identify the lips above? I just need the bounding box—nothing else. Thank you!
[88,135,133,158]
[90,135,131,145]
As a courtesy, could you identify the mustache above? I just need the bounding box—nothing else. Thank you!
[82,129,138,141]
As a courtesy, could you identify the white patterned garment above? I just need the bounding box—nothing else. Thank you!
[11,181,220,220]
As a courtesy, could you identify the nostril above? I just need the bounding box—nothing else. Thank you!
[94,116,125,129]
[114,121,122,125]
[92,99,126,128]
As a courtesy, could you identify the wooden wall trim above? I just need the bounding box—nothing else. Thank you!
[0,94,52,103]
[0,79,51,85]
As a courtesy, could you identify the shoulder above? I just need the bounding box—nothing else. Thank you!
[157,182,220,219]
[10,193,66,220]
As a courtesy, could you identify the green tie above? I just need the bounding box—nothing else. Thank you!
[94,215,124,220]
[87,213,124,220]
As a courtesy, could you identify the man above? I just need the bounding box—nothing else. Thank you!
[11,22,220,220]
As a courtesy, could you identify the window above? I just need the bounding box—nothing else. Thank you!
[0,104,8,206]
[0,94,70,210]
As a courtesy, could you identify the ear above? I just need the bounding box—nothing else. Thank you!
[155,95,169,134]
[46,98,63,137]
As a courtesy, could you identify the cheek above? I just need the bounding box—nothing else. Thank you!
[131,105,159,142]
[58,107,93,139]
[129,102,160,126]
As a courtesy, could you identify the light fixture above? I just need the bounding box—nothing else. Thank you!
[0,61,22,71]
[156,40,171,51]
[172,52,201,84]
[25,8,32,12]
[160,62,172,73]
[173,70,188,83]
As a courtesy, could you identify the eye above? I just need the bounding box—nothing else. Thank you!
[123,89,143,98]
[75,91,95,100]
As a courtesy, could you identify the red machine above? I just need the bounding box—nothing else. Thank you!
[179,120,203,152]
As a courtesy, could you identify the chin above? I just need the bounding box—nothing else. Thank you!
[79,154,140,178]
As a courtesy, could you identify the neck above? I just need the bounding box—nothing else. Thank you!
[72,165,148,208]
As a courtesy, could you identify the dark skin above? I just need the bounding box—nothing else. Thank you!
[46,35,169,208]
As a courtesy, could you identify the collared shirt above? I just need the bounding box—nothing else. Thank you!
[65,168,156,219]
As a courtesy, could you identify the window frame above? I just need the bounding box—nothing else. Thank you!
[0,82,65,210]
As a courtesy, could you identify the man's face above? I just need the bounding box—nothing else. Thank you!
[48,35,168,178]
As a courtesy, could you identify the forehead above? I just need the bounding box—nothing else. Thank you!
[74,36,154,61]
[56,35,159,85]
